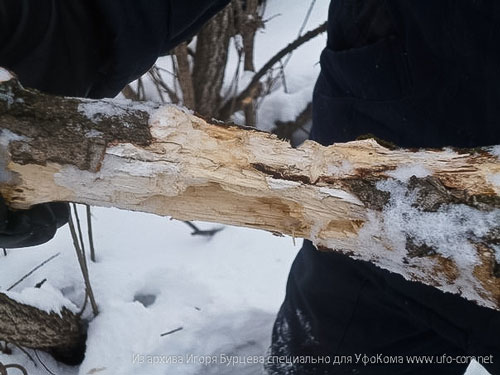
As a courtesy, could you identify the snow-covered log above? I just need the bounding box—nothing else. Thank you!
[1,69,499,312]
[0,291,83,358]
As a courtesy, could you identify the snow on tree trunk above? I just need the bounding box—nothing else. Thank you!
[0,292,83,354]
[1,70,499,312]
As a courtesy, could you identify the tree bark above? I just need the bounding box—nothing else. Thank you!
[192,5,233,118]
[1,71,500,312]
[0,292,84,357]
[173,42,196,109]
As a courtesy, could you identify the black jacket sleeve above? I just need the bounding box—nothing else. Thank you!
[0,197,69,249]
[89,0,231,98]
[0,0,231,98]
[0,0,230,249]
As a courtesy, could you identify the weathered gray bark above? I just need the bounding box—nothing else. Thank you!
[173,42,196,109]
[192,5,233,117]
[1,69,500,329]
[0,293,83,352]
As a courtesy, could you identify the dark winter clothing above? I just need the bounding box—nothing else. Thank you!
[267,1,500,374]
[0,0,499,374]
[0,0,230,248]
[0,197,69,248]
[0,0,230,98]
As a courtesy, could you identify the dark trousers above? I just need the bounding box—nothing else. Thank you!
[266,242,499,374]
[267,1,500,374]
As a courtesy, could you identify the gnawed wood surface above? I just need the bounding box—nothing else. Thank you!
[1,70,499,311]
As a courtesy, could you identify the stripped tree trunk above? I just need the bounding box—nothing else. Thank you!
[1,67,500,333]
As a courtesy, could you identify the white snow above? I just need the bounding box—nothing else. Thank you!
[0,129,30,183]
[493,245,500,264]
[4,283,77,316]
[386,164,431,182]
[78,98,159,122]
[327,160,353,176]
[490,145,500,159]
[0,128,27,146]
[1,208,299,375]
[376,179,500,269]
[489,173,500,187]
[0,67,13,82]
[85,129,104,138]
[349,178,499,312]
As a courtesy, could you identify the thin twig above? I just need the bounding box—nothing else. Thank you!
[160,327,183,337]
[77,290,89,317]
[2,248,6,256]
[262,13,281,24]
[34,350,56,375]
[0,341,10,355]
[0,363,28,375]
[68,213,99,316]
[261,0,318,102]
[7,253,61,291]
[121,84,140,101]
[86,205,96,262]
[183,221,224,237]
[283,0,317,67]
[11,341,37,368]
[136,78,146,101]
[149,66,180,104]
[34,278,47,288]
[72,204,86,259]
[219,22,327,120]
[278,60,289,94]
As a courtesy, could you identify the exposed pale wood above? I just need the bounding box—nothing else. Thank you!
[1,72,499,310]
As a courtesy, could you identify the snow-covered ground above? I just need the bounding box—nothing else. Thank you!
[1,207,299,375]
[0,1,492,374]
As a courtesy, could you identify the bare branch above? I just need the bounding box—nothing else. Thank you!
[7,253,61,291]
[68,214,98,316]
[219,22,327,120]
[86,205,96,263]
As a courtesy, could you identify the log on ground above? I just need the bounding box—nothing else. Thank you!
[1,69,499,311]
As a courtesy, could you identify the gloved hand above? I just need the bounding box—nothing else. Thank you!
[0,195,69,249]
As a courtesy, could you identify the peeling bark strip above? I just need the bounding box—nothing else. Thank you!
[1,72,500,310]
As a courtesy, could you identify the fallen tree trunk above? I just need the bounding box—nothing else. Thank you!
[1,68,499,323]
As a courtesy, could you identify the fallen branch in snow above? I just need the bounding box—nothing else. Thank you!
[0,69,499,315]
[0,292,84,358]
[68,212,99,316]
[160,327,184,337]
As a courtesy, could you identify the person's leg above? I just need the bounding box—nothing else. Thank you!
[267,1,500,373]
[265,241,471,375]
